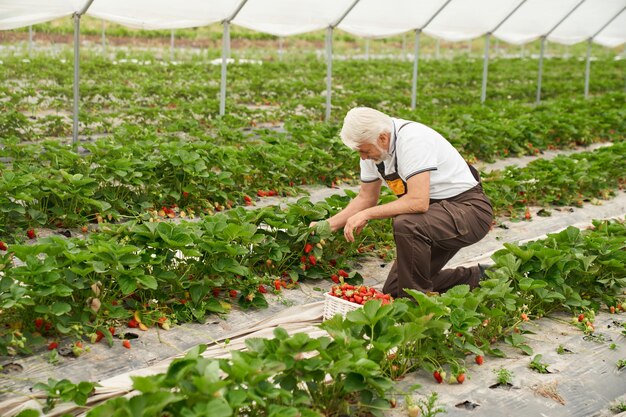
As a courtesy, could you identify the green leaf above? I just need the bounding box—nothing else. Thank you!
[51,302,71,316]
[15,410,40,417]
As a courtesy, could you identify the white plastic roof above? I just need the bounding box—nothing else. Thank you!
[0,0,624,47]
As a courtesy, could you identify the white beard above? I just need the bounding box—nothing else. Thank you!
[372,144,391,164]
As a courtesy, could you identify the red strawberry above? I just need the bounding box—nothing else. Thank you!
[329,259,337,267]
[182,191,189,198]
[229,289,238,298]
[122,340,131,349]
[95,330,104,343]
[243,195,252,203]
[457,373,466,384]
[331,274,340,284]
[257,190,267,197]
[304,243,313,254]
[610,306,616,314]
[258,285,268,294]
[578,313,585,322]
[0,241,6,251]
[524,207,531,220]
[128,318,139,328]
[212,288,220,298]
[109,327,116,336]
[274,280,282,291]
[47,342,58,351]
[521,313,529,321]
[433,371,443,384]
[475,355,484,365]
[27,229,36,239]
[34,318,44,329]
[308,255,317,266]
[300,255,307,264]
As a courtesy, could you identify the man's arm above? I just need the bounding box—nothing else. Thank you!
[326,180,382,232]
[343,172,430,241]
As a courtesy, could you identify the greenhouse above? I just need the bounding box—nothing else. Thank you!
[0,0,625,416]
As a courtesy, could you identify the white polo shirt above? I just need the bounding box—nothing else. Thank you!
[360,118,478,200]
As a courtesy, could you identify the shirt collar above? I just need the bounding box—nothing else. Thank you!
[389,118,398,155]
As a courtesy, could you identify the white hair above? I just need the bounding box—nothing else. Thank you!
[340,107,393,150]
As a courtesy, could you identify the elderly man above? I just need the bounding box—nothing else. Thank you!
[321,107,493,298]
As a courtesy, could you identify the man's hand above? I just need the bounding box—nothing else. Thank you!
[344,212,369,242]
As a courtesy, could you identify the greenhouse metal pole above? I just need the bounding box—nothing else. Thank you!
[481,34,490,103]
[219,0,249,116]
[170,30,175,61]
[535,0,586,104]
[72,0,96,146]
[536,37,546,104]
[583,39,592,98]
[584,6,626,98]
[435,38,440,59]
[411,30,420,109]
[481,0,528,103]
[219,22,230,116]
[28,26,33,55]
[365,38,369,60]
[325,27,333,122]
[101,19,106,55]
[325,0,361,122]
[410,0,452,108]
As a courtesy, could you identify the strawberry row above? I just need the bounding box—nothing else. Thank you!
[1,139,624,355]
[27,218,626,417]
[1,98,624,237]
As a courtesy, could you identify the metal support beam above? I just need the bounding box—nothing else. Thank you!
[409,0,452,104]
[480,0,527,103]
[536,0,586,104]
[411,30,420,110]
[170,30,175,61]
[219,22,230,116]
[583,6,626,98]
[481,34,490,103]
[28,26,33,55]
[71,0,96,146]
[435,38,440,59]
[218,0,250,117]
[325,27,333,122]
[584,39,592,98]
[101,19,106,55]
[73,15,80,145]
[536,37,546,104]
[324,0,361,121]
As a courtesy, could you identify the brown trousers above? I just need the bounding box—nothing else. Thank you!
[382,184,493,298]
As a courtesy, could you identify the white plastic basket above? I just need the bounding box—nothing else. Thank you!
[323,292,362,320]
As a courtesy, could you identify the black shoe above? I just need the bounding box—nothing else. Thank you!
[478,263,493,280]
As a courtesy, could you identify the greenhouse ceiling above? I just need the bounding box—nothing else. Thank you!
[0,0,624,47]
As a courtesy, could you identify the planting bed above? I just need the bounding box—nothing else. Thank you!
[0,42,625,416]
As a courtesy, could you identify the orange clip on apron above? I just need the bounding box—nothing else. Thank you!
[375,122,412,197]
